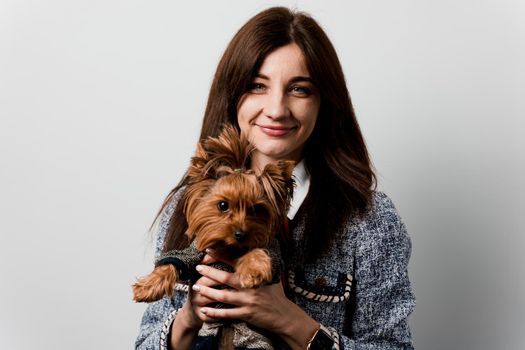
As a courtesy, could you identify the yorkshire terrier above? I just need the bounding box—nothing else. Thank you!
[132,124,294,304]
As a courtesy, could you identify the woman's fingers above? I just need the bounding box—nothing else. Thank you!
[195,264,240,288]
[202,249,236,266]
[200,304,245,320]
[191,264,239,310]
[190,263,253,321]
[189,277,223,307]
[189,287,213,304]
[191,284,248,319]
[194,275,221,288]
[189,275,227,309]
[188,252,254,323]
[187,295,219,323]
[191,283,250,307]
[201,252,216,265]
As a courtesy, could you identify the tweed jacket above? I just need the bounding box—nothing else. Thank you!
[135,190,416,350]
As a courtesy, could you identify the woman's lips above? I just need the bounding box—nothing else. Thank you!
[257,124,296,137]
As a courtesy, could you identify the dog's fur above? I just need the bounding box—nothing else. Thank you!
[132,124,294,303]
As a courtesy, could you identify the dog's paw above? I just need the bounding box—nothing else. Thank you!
[132,264,179,302]
[236,249,272,288]
[237,271,270,288]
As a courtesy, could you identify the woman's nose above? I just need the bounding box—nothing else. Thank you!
[262,90,290,120]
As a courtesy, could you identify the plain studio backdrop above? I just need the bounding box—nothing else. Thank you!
[1,1,523,349]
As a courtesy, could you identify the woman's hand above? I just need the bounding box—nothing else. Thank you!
[191,262,320,350]
[182,253,225,325]
[168,253,223,350]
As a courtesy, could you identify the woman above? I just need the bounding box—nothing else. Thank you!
[136,7,415,350]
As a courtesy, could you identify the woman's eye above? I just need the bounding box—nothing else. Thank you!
[247,82,266,93]
[290,85,311,96]
[217,201,229,212]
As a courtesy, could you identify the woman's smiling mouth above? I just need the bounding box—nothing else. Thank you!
[256,124,297,137]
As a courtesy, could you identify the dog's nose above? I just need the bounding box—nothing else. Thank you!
[234,230,247,242]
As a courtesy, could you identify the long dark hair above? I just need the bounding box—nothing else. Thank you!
[158,7,376,260]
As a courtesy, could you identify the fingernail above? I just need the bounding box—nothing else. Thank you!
[192,284,201,292]
[205,248,211,253]
[196,265,203,272]
[201,308,208,315]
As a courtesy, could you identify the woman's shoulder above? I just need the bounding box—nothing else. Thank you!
[369,190,401,217]
[348,190,410,248]
[365,190,404,225]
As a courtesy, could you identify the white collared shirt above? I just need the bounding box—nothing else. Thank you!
[287,159,310,220]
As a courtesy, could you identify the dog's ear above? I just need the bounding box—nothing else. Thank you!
[187,124,253,181]
[187,143,210,180]
[204,124,252,172]
[258,160,295,216]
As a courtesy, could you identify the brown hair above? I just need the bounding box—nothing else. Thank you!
[158,7,376,260]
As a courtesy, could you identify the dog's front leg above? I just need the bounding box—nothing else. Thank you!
[132,264,179,302]
[235,248,272,288]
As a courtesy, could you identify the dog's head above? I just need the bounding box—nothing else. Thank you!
[182,125,294,257]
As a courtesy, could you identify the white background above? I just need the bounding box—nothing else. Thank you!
[1,1,523,349]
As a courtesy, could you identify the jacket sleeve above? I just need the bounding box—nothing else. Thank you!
[335,193,416,350]
[135,189,189,350]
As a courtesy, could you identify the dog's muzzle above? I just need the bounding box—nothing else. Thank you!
[234,230,247,242]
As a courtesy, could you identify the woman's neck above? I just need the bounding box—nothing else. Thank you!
[250,153,274,175]
[251,151,302,174]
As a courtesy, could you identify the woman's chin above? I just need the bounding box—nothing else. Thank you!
[252,147,301,164]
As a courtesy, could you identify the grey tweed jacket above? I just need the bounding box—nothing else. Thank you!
[135,190,416,350]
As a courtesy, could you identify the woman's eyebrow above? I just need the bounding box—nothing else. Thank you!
[289,76,315,84]
[255,73,315,84]
[254,73,270,80]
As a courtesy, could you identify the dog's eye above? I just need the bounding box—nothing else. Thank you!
[217,201,229,212]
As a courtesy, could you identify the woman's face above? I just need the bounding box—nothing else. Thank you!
[237,43,320,170]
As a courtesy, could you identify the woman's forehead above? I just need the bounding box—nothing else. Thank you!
[257,43,310,78]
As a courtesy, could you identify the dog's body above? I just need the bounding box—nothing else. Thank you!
[132,125,294,349]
